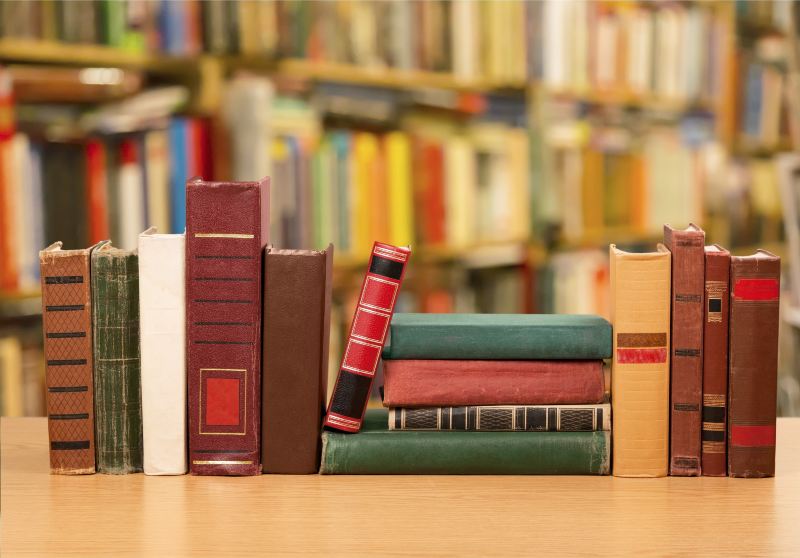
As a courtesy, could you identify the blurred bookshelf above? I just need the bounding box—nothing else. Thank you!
[0,0,797,416]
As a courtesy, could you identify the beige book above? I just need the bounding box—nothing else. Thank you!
[610,244,671,477]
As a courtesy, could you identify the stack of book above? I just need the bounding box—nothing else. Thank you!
[320,313,613,475]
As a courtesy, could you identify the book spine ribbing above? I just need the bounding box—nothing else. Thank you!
[324,242,410,433]
[389,405,611,432]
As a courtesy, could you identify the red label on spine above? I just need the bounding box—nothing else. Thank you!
[733,279,779,301]
[616,348,668,364]
[730,425,776,447]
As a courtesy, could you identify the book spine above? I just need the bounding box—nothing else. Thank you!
[40,244,99,474]
[91,247,142,474]
[728,253,780,478]
[665,226,705,476]
[610,245,671,477]
[702,248,730,476]
[383,360,605,407]
[261,246,333,474]
[168,118,188,233]
[389,404,611,432]
[186,178,269,476]
[139,232,186,475]
[324,242,410,433]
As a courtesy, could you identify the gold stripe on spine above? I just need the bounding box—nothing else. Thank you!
[199,368,247,436]
[373,246,408,261]
[703,394,726,406]
[194,233,255,239]
[192,460,253,465]
[703,423,725,431]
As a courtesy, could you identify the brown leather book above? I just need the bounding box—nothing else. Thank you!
[702,245,730,476]
[39,241,106,474]
[261,245,333,474]
[664,224,705,476]
[728,250,781,478]
[186,177,269,476]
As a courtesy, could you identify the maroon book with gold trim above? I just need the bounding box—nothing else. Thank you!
[324,242,410,433]
[186,178,269,475]
[728,250,780,478]
[664,224,705,476]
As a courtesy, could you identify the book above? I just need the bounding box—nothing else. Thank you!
[40,241,103,474]
[323,242,410,433]
[702,245,731,477]
[0,336,22,416]
[261,245,333,474]
[321,409,610,475]
[91,242,142,474]
[728,250,781,478]
[138,228,186,475]
[388,404,611,432]
[664,223,705,476]
[382,313,612,360]
[186,177,269,476]
[383,360,606,407]
[610,244,671,477]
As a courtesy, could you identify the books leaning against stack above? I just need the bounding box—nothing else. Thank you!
[320,313,612,475]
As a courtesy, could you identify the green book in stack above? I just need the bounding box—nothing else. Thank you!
[91,243,143,474]
[320,410,610,475]
[382,313,612,360]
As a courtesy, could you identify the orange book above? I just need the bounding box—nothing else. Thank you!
[86,140,109,244]
[422,140,446,245]
[0,138,17,291]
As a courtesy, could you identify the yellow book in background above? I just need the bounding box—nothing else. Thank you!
[444,135,475,248]
[507,128,531,241]
[750,159,782,219]
[385,132,414,247]
[352,132,379,259]
[0,336,23,417]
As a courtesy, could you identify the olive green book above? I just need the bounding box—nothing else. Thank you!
[320,409,610,475]
[91,243,143,474]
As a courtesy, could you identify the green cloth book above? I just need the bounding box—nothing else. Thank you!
[320,410,610,475]
[382,313,612,360]
[91,244,143,474]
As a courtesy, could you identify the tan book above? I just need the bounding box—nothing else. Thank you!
[610,244,671,477]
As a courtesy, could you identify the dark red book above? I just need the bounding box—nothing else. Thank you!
[664,223,705,476]
[85,140,109,245]
[728,250,780,478]
[186,177,269,475]
[383,360,606,407]
[421,140,445,245]
[702,245,730,476]
[324,242,410,432]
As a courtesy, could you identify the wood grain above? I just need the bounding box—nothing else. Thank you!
[3,417,800,556]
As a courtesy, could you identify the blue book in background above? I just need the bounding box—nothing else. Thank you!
[28,142,44,283]
[159,0,185,55]
[744,62,762,140]
[169,119,189,232]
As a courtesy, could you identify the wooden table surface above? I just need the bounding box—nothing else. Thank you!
[2,417,800,557]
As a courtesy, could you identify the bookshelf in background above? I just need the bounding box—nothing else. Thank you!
[0,0,796,415]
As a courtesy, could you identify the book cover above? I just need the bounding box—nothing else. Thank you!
[728,250,780,478]
[91,242,142,474]
[383,360,606,407]
[323,242,410,433]
[389,404,611,432]
[138,228,186,475]
[186,177,269,476]
[664,223,705,476]
[262,245,333,474]
[610,244,671,477]
[383,313,612,360]
[321,409,610,475]
[702,245,730,477]
[40,241,104,474]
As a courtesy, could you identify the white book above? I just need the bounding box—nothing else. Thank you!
[138,228,186,475]
[144,130,171,234]
[451,0,478,82]
[118,143,146,250]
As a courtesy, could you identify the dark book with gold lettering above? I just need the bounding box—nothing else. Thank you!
[186,178,269,476]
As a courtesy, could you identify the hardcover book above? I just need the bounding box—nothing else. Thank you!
[382,313,612,360]
[40,241,104,474]
[321,409,610,475]
[186,178,269,476]
[262,245,333,474]
[610,244,671,477]
[383,360,605,407]
[91,242,142,474]
[702,245,730,477]
[138,228,186,475]
[324,242,410,433]
[389,404,611,431]
[664,223,705,476]
[728,250,781,478]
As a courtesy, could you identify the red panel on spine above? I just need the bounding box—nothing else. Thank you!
[616,348,667,364]
[206,378,240,425]
[730,425,776,447]
[733,279,779,301]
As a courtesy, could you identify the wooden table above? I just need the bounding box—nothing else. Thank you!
[2,418,799,556]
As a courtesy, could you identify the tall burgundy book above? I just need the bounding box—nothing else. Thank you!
[728,250,780,478]
[185,178,269,475]
[664,224,705,476]
[702,245,730,476]
[324,242,410,433]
